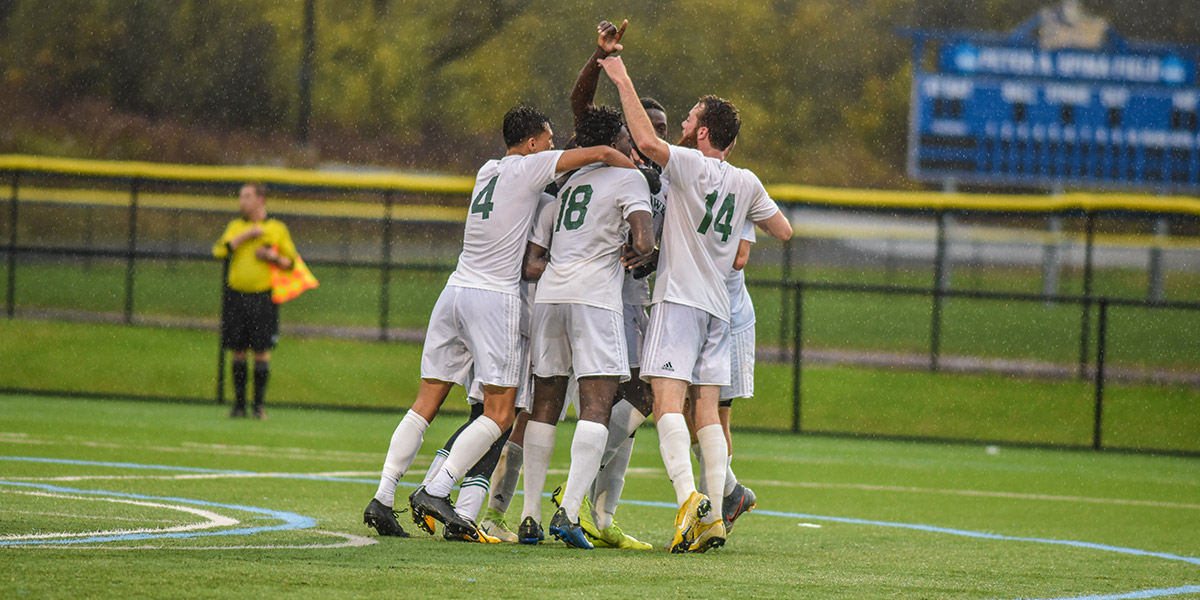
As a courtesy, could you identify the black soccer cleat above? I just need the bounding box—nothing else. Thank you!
[548,507,594,550]
[363,498,410,538]
[409,486,475,535]
[722,483,757,533]
[518,516,544,545]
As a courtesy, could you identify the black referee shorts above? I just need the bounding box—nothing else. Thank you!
[221,290,279,352]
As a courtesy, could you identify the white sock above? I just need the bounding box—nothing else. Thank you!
[656,413,695,506]
[373,410,428,507]
[562,420,607,522]
[697,424,728,524]
[488,441,523,514]
[601,400,647,467]
[422,448,450,487]
[455,475,490,522]
[691,442,708,498]
[593,434,634,530]
[725,455,739,497]
[425,416,502,498]
[521,421,557,522]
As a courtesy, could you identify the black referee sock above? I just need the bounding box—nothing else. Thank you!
[253,362,270,408]
[231,359,248,409]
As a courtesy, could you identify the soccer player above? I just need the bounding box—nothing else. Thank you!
[564,19,667,549]
[212,183,296,420]
[599,54,793,553]
[688,220,758,534]
[518,106,654,549]
[363,106,637,539]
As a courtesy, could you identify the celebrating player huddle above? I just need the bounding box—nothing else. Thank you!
[363,19,792,553]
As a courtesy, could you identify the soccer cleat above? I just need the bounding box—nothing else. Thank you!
[444,519,498,543]
[548,507,594,550]
[363,498,411,538]
[592,522,654,550]
[669,491,711,553]
[687,519,727,553]
[552,484,603,542]
[550,483,565,508]
[480,508,519,543]
[409,486,474,536]
[518,516,544,545]
[722,483,757,533]
[229,405,247,418]
[252,405,267,420]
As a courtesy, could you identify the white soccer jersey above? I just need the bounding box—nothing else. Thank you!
[657,145,780,321]
[445,150,564,296]
[727,220,757,333]
[621,172,668,307]
[535,164,652,313]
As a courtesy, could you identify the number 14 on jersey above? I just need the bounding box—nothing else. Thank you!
[697,190,735,242]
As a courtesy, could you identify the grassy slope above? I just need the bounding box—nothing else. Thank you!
[2,319,1196,453]
[1,395,1198,599]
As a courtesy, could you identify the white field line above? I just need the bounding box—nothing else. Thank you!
[1,509,179,523]
[745,479,1200,511]
[0,435,380,462]
[0,490,238,540]
[21,530,377,551]
[4,470,380,483]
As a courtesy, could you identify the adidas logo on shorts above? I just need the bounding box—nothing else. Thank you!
[661,361,674,372]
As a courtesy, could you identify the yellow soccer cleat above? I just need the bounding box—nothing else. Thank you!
[480,507,519,543]
[687,518,726,553]
[594,522,654,550]
[669,491,711,554]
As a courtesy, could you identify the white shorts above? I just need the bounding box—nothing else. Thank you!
[465,334,533,411]
[420,285,522,389]
[720,324,755,400]
[531,303,629,381]
[623,303,650,369]
[640,301,731,386]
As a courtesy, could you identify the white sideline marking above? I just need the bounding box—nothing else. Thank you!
[746,479,1200,511]
[0,490,238,540]
[5,470,380,483]
[40,530,377,551]
[2,509,180,524]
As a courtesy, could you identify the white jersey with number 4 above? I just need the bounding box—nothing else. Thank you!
[446,150,565,296]
[536,164,652,313]
[657,145,780,321]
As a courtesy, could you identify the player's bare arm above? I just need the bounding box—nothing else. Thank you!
[626,210,654,257]
[570,19,627,124]
[555,145,637,172]
[597,55,670,167]
[522,241,549,281]
[733,239,752,270]
[754,210,794,241]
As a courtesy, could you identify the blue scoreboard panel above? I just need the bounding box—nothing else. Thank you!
[906,28,1200,192]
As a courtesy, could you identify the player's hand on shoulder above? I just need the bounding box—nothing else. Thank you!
[597,19,626,55]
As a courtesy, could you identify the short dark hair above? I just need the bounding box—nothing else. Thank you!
[503,106,551,148]
[640,97,666,115]
[574,105,624,148]
[697,95,740,151]
[244,182,267,198]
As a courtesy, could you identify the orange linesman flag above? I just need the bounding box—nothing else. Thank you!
[270,255,319,304]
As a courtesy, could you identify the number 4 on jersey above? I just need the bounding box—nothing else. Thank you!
[470,175,498,219]
[697,190,735,241]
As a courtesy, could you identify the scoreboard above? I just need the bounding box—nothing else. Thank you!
[905,21,1200,192]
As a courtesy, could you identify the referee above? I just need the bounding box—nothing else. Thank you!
[212,183,297,419]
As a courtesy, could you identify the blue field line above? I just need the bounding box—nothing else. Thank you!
[0,480,315,546]
[3,456,1198,600]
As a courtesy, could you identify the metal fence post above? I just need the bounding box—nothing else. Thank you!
[124,179,140,324]
[779,205,794,354]
[1092,299,1108,450]
[930,209,948,371]
[791,282,804,434]
[216,256,231,404]
[378,191,394,342]
[1147,216,1167,304]
[1041,214,1062,303]
[5,172,19,319]
[1078,211,1096,379]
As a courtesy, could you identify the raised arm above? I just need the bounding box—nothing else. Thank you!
[754,210,794,242]
[598,55,671,167]
[571,20,626,124]
[555,145,637,172]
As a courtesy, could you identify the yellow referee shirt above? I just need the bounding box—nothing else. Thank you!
[212,218,298,293]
